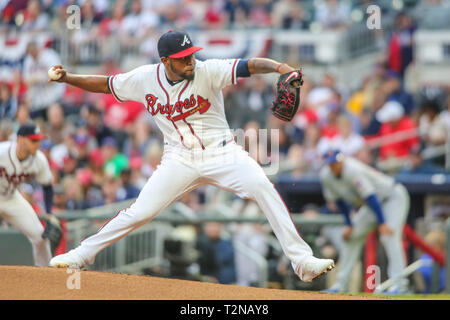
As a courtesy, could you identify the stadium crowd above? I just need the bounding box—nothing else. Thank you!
[0,0,449,290]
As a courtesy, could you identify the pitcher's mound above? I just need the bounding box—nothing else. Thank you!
[0,266,386,300]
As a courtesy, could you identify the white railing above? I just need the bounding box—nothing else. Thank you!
[415,30,450,64]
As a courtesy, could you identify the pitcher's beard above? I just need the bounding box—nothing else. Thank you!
[180,71,195,81]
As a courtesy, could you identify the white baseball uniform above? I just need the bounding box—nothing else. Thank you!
[320,157,410,291]
[0,141,53,266]
[70,59,317,279]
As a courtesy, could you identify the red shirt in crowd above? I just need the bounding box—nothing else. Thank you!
[378,116,420,160]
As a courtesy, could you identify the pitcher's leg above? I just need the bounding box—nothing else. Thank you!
[1,194,52,266]
[54,157,200,267]
[207,146,331,281]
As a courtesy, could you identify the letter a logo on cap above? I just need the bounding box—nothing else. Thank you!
[181,35,190,46]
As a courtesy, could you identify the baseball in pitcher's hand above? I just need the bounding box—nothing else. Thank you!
[378,223,393,236]
[342,226,353,241]
[47,65,67,83]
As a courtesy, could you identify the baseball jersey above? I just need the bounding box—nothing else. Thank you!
[0,141,53,200]
[319,157,396,208]
[107,59,239,149]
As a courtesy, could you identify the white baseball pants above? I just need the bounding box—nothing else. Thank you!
[75,142,314,278]
[333,184,410,291]
[0,191,52,266]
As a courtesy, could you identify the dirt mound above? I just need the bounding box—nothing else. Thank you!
[0,266,386,300]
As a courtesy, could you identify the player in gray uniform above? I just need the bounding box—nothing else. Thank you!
[0,123,61,266]
[319,150,410,294]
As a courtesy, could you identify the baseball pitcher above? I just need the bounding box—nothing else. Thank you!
[319,150,410,294]
[0,122,62,266]
[48,30,334,282]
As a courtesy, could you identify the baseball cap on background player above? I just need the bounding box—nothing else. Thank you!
[157,30,203,58]
[17,123,45,141]
[323,149,344,164]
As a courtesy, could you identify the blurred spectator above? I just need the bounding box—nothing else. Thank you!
[21,0,50,33]
[22,41,65,119]
[360,85,388,137]
[0,81,18,120]
[0,119,14,141]
[375,101,421,171]
[118,168,140,200]
[223,0,250,29]
[315,0,351,30]
[196,222,237,284]
[69,0,102,63]
[306,74,336,125]
[98,0,126,39]
[272,0,307,30]
[119,0,159,51]
[52,183,67,211]
[61,176,84,211]
[386,12,416,80]
[76,166,104,208]
[61,154,78,179]
[412,0,450,30]
[99,92,144,134]
[318,114,365,158]
[285,143,306,178]
[45,103,65,145]
[141,140,163,178]
[302,122,323,172]
[73,133,91,168]
[49,124,76,169]
[319,100,341,139]
[178,0,208,29]
[102,136,129,178]
[129,155,146,189]
[417,230,446,293]
[382,72,415,115]
[204,0,227,29]
[418,98,444,147]
[248,0,272,28]
[102,176,121,204]
[83,104,114,147]
[88,148,106,184]
[242,75,273,128]
[423,94,450,147]
[233,201,269,287]
[95,56,123,76]
[123,115,154,158]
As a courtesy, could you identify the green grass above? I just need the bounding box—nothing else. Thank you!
[363,293,450,300]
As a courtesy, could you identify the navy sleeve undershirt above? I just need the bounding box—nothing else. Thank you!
[42,185,53,214]
[236,59,251,78]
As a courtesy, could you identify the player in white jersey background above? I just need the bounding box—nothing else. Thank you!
[48,30,335,282]
[319,150,410,294]
[0,122,62,266]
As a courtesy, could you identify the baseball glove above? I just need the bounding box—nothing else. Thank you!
[271,69,304,121]
[41,215,62,254]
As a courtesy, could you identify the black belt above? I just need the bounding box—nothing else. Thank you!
[164,138,234,148]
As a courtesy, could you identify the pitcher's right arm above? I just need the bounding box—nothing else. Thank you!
[48,65,111,94]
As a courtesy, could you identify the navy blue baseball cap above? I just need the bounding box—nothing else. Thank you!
[157,30,203,58]
[17,123,45,141]
[323,150,343,164]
